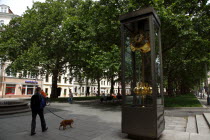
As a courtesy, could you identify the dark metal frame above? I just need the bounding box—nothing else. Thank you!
[120,7,164,139]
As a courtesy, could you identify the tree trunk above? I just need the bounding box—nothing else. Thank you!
[110,75,115,95]
[50,69,59,99]
[180,82,190,94]
[97,78,100,96]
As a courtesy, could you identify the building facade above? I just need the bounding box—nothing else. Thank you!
[0,4,18,28]
[42,73,124,97]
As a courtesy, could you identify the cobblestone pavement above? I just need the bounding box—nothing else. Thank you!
[0,99,210,140]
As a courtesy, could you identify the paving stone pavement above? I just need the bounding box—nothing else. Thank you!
[0,100,210,140]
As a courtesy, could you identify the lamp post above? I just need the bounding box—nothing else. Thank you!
[0,58,4,98]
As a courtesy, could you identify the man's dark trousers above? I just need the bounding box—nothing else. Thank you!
[31,109,46,133]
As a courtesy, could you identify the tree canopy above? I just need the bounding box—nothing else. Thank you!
[0,0,209,97]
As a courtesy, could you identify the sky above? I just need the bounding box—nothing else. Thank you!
[0,0,46,16]
[0,0,209,16]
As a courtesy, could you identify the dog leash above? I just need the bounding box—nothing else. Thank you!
[46,108,65,120]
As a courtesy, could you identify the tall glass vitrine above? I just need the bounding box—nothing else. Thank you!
[120,7,165,139]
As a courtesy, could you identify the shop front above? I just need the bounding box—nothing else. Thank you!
[1,77,42,98]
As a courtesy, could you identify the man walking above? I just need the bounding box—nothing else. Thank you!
[68,88,73,104]
[30,87,48,136]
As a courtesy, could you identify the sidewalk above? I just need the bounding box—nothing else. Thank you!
[0,99,210,140]
[197,96,210,108]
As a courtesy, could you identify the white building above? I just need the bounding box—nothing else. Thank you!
[0,4,18,27]
[42,73,124,97]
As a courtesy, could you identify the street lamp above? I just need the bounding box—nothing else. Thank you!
[0,58,4,98]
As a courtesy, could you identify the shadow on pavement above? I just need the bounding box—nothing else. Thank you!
[74,100,122,112]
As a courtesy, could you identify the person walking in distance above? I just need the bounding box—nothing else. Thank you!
[68,88,73,104]
[30,87,48,136]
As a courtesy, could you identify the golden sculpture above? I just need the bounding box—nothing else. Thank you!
[134,82,152,107]
[134,82,152,96]
[130,33,150,53]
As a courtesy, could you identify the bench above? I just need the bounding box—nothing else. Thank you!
[100,95,122,103]
[100,96,114,102]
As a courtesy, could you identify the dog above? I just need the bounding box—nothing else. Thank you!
[59,119,74,130]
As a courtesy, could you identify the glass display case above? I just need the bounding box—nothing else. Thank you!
[120,7,165,139]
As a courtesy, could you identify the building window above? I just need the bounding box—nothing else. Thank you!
[1,7,7,13]
[27,85,34,95]
[31,73,36,79]
[64,89,67,95]
[23,71,27,78]
[64,77,67,83]
[69,78,73,84]
[58,76,61,83]
[22,85,26,95]
[104,81,105,85]
[45,88,48,94]
[6,71,11,77]
[6,68,14,77]
[21,85,36,95]
[5,84,15,95]
[0,20,4,26]
[75,76,78,82]
[82,87,84,93]
[46,74,49,82]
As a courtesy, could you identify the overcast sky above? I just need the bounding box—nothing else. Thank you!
[0,0,46,16]
[1,0,209,16]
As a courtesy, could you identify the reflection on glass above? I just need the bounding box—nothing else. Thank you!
[155,23,162,105]
[124,18,153,107]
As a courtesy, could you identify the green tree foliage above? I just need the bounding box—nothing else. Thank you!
[157,0,210,95]
[0,0,84,98]
[68,0,122,95]
[120,0,209,95]
[0,0,209,98]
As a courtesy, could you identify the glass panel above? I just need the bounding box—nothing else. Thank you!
[46,74,49,82]
[27,85,34,95]
[123,18,153,107]
[45,88,48,94]
[154,22,162,105]
[5,84,15,95]
[22,85,26,95]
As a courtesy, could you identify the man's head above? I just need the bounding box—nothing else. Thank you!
[35,87,41,93]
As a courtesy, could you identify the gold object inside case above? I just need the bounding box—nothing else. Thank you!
[134,82,152,96]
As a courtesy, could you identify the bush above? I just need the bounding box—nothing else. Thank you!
[164,93,202,107]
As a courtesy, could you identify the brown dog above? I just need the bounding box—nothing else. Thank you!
[59,119,74,130]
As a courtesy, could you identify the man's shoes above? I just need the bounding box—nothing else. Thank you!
[31,132,36,136]
[42,127,48,132]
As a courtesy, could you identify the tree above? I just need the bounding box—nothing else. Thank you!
[81,0,122,95]
[66,0,122,96]
[1,0,209,98]
[157,0,210,95]
[0,0,84,98]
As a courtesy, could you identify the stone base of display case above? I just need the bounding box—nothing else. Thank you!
[122,105,164,139]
